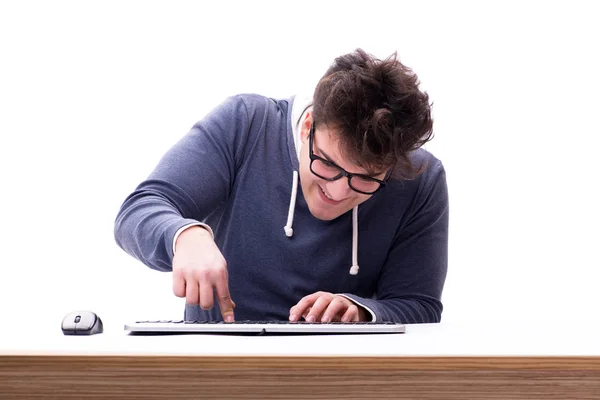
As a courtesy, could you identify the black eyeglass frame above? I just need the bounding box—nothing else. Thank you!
[308,123,389,195]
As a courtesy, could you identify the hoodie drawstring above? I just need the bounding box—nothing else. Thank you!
[349,206,359,275]
[284,171,299,237]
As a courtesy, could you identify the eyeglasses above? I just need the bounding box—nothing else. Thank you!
[308,123,388,195]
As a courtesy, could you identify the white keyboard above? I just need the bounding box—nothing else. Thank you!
[124,320,406,335]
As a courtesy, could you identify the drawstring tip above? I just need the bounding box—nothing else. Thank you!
[349,264,359,275]
[284,226,294,237]
[284,171,299,239]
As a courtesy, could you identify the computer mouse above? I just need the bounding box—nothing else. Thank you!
[61,311,104,335]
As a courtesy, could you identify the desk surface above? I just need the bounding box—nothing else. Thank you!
[2,321,600,399]
[2,320,600,356]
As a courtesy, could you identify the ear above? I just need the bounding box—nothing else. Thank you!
[300,111,313,144]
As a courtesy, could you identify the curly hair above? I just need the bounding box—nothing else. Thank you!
[312,48,434,179]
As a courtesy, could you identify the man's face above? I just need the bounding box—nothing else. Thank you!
[298,113,387,221]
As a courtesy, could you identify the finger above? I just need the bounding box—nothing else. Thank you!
[198,272,214,310]
[214,268,235,322]
[301,307,312,320]
[305,295,333,323]
[320,297,348,323]
[172,272,186,298]
[184,278,199,305]
[289,293,319,321]
[341,304,360,322]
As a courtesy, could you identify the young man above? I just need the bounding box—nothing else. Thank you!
[114,48,449,324]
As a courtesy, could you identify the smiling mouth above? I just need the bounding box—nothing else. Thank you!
[319,185,343,204]
[320,185,333,199]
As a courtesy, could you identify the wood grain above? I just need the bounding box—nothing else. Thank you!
[2,356,600,399]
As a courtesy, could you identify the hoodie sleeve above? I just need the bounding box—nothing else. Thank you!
[342,163,449,323]
[113,95,251,271]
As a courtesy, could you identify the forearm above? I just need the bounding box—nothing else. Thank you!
[340,294,443,324]
[114,188,203,272]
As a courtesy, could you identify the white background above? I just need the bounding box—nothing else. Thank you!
[1,0,598,335]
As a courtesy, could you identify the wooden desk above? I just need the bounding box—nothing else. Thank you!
[2,321,600,399]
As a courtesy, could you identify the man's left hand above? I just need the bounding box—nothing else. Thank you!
[289,291,369,323]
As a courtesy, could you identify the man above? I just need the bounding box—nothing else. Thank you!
[114,48,449,324]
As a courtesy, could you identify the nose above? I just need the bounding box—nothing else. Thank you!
[324,178,352,201]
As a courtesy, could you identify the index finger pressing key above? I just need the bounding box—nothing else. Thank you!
[215,278,235,322]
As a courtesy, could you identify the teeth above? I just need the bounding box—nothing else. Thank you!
[320,186,333,200]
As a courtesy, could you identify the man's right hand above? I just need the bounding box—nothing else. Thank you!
[172,226,235,322]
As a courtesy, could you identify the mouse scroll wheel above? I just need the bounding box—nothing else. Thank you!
[74,315,81,323]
